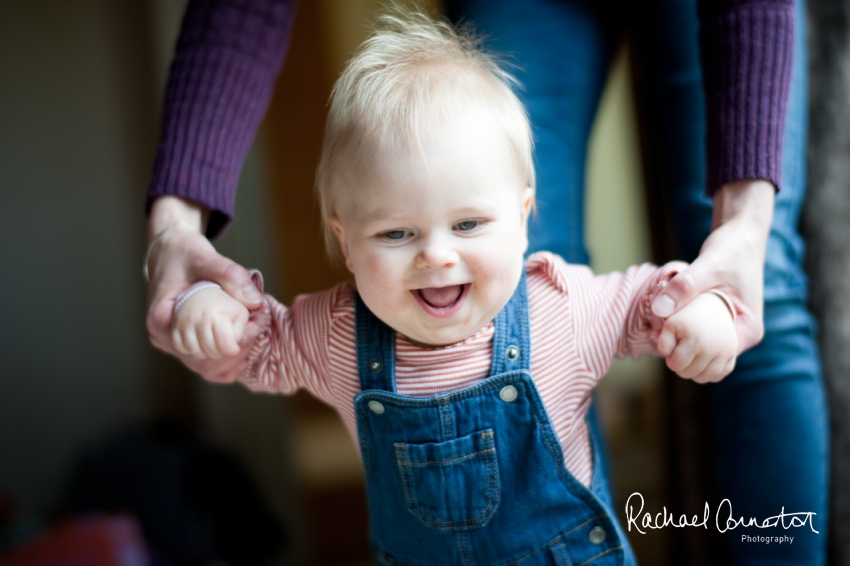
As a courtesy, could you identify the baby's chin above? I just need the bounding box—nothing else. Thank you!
[403,332,467,349]
[395,320,486,348]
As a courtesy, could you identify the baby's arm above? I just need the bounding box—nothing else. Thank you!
[544,253,736,384]
[167,274,340,393]
[656,291,738,383]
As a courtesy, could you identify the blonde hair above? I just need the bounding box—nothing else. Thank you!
[316,7,535,258]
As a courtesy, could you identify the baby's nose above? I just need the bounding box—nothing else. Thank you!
[414,237,459,269]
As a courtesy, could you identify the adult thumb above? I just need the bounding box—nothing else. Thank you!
[651,260,717,318]
[200,255,264,308]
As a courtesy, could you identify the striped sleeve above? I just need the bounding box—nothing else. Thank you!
[545,255,685,379]
[239,283,351,400]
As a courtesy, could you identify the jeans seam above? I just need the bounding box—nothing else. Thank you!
[494,535,557,566]
[439,397,453,442]
[549,538,573,566]
[560,514,607,537]
[575,545,623,566]
[398,447,496,467]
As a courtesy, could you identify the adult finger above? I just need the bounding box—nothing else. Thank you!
[195,255,263,309]
[651,258,720,318]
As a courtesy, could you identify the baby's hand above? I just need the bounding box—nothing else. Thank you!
[172,285,250,360]
[656,292,737,383]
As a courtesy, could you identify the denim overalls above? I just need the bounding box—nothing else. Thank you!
[353,274,637,565]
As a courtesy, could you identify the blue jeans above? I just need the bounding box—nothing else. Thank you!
[446,0,829,563]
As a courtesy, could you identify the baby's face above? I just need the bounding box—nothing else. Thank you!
[331,102,533,347]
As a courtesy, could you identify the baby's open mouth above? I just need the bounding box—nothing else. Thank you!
[419,285,463,308]
[412,284,470,317]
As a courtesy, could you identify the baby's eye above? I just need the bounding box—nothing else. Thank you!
[454,219,481,232]
[381,230,409,240]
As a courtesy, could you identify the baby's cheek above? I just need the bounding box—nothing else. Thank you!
[357,255,397,293]
[351,242,396,275]
[354,254,406,318]
[474,243,524,307]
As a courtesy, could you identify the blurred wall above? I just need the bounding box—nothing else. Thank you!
[0,3,296,562]
[0,0,157,518]
[806,0,850,562]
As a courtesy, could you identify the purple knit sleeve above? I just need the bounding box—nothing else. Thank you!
[146,0,297,239]
[698,0,794,196]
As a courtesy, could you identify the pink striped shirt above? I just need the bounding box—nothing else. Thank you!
[239,252,683,486]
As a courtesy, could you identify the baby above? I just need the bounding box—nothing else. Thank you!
[170,10,736,566]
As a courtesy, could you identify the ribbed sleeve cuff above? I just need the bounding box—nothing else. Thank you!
[146,0,296,239]
[699,1,793,196]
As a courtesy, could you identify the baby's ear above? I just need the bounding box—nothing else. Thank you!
[521,185,535,220]
[520,185,535,251]
[329,215,354,273]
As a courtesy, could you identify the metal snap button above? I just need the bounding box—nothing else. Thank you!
[505,345,520,360]
[588,525,606,545]
[368,400,385,414]
[499,385,518,403]
[369,358,383,373]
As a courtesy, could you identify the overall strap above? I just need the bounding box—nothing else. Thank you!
[489,270,531,376]
[355,292,397,392]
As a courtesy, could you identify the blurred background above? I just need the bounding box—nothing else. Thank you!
[4,0,843,565]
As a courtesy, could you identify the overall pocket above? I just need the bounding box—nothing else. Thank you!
[394,429,500,531]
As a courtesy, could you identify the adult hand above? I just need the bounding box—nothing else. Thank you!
[651,180,775,354]
[145,196,268,376]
